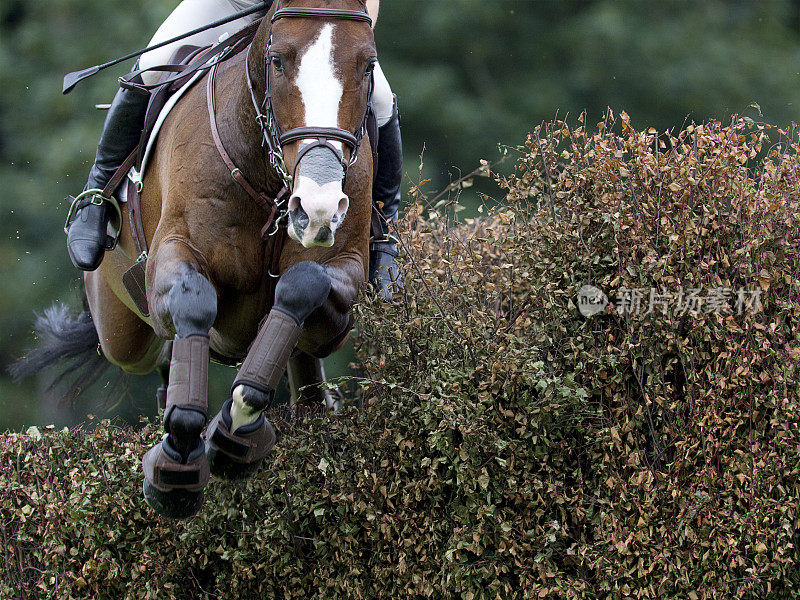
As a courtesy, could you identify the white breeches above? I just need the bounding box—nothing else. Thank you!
[139,0,396,126]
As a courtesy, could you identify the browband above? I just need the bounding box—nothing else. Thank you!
[271,7,372,25]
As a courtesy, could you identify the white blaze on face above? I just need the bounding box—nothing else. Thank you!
[296,24,342,135]
[289,23,350,248]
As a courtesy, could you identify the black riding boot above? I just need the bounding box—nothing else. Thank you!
[66,77,149,271]
[369,95,403,302]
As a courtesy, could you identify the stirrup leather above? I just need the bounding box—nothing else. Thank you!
[63,188,123,250]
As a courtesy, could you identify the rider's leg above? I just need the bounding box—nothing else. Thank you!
[66,75,149,271]
[139,0,266,86]
[370,62,403,301]
[66,0,265,272]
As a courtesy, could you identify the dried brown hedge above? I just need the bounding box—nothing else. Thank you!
[2,113,799,599]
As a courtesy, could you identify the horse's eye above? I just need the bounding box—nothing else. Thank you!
[364,60,376,77]
[271,56,284,72]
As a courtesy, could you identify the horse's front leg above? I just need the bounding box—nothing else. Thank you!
[141,240,218,518]
[287,351,343,413]
[206,258,361,479]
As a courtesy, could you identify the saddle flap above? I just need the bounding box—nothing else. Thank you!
[122,256,149,317]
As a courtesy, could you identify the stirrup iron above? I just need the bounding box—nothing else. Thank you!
[63,188,123,250]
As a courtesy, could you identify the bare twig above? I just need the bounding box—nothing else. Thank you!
[428,161,492,206]
[532,129,556,221]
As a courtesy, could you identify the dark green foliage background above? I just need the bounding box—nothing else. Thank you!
[3,0,800,428]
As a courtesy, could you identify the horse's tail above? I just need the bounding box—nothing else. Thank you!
[9,303,117,402]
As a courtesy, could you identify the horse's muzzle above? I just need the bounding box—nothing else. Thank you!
[286,144,349,248]
[287,181,348,248]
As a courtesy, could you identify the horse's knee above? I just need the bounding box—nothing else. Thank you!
[164,266,217,338]
[274,261,331,325]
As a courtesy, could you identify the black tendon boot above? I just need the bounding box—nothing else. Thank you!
[369,95,403,301]
[65,75,149,270]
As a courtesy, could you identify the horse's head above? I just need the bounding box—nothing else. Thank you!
[250,0,376,248]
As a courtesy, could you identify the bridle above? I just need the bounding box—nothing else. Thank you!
[246,2,375,189]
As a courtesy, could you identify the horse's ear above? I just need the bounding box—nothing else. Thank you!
[364,0,376,22]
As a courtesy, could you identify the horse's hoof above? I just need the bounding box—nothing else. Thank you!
[143,479,204,519]
[206,398,275,480]
[325,386,345,412]
[142,435,209,519]
[206,446,263,480]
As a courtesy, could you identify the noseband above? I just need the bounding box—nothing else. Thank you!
[246,3,374,188]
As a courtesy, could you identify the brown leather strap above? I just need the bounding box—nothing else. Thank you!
[164,335,210,432]
[233,308,302,395]
[279,126,358,148]
[271,7,372,25]
[371,205,387,240]
[126,177,149,258]
[98,147,150,258]
[101,149,138,200]
[207,60,277,231]
[120,19,260,93]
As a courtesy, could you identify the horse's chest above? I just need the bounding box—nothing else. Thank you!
[185,215,264,292]
[207,241,264,291]
[209,292,266,361]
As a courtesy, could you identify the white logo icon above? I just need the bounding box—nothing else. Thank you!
[577,285,608,317]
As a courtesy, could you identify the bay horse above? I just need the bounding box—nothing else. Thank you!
[50,0,376,518]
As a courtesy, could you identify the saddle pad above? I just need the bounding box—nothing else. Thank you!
[126,68,207,195]
[118,43,211,197]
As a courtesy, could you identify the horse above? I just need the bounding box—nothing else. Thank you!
[24,0,378,519]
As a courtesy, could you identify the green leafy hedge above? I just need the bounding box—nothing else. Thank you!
[2,114,799,599]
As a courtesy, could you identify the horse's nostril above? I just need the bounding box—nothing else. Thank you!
[290,205,309,229]
[315,226,332,244]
